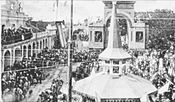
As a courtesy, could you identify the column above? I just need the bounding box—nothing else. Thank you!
[9,49,12,65]
[13,48,15,64]
[49,37,52,49]
[110,60,113,74]
[2,50,4,72]
[31,43,33,57]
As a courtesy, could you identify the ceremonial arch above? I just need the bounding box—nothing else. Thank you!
[103,1,148,49]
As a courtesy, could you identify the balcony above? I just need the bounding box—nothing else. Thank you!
[1,27,33,45]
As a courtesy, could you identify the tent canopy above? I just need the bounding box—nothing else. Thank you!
[73,73,157,99]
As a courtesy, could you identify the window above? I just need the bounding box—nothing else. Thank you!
[113,60,119,64]
[113,66,119,73]
[94,31,102,42]
[122,60,126,64]
[136,31,143,42]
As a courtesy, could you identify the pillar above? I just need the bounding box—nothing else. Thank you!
[2,50,4,72]
[13,48,15,64]
[110,60,113,74]
[128,28,133,49]
[48,37,52,49]
[36,42,38,57]
[10,49,13,67]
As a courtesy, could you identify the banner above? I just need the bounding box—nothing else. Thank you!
[55,21,65,48]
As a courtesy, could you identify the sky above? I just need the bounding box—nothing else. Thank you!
[14,0,175,22]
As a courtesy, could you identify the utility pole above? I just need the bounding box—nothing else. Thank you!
[68,0,73,102]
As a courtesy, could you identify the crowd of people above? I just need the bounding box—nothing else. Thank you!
[124,35,175,101]
[72,50,101,81]
[72,61,93,81]
[1,24,33,45]
[2,68,43,102]
[34,49,100,102]
[73,50,99,62]
[2,47,103,101]
[1,25,174,102]
[1,48,68,102]
[71,34,175,101]
[37,77,66,102]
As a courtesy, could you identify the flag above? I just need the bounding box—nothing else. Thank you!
[158,82,171,94]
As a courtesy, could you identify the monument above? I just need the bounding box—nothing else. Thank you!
[103,1,149,50]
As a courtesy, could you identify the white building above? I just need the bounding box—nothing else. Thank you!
[1,0,56,72]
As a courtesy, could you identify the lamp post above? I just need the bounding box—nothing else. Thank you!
[67,0,73,102]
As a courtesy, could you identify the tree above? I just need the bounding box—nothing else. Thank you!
[136,9,175,38]
[135,9,175,50]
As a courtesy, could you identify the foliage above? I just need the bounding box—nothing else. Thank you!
[135,9,175,50]
[136,9,175,38]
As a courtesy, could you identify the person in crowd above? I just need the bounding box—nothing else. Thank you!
[37,78,65,102]
[1,24,33,45]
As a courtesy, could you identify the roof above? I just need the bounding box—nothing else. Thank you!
[99,48,131,60]
[98,1,131,60]
[73,72,157,99]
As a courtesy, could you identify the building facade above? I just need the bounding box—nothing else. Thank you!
[88,23,104,49]
[103,1,149,50]
[1,0,30,28]
[1,0,56,72]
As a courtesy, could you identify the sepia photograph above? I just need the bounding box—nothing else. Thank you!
[0,0,175,102]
